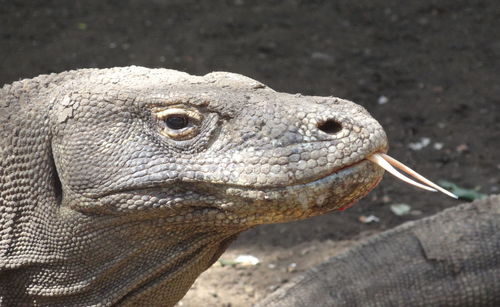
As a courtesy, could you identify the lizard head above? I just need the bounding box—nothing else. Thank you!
[1,66,387,305]
[50,66,388,226]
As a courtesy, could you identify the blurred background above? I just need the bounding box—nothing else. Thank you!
[2,0,499,305]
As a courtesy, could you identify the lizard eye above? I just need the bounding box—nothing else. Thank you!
[165,115,189,130]
[154,107,203,140]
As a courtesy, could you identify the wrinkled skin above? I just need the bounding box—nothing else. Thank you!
[0,67,387,306]
[258,195,500,307]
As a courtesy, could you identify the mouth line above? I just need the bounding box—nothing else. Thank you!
[281,147,389,189]
[262,158,370,191]
[94,149,387,200]
[228,150,387,192]
[218,159,379,200]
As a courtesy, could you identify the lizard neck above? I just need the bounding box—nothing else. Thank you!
[3,207,246,306]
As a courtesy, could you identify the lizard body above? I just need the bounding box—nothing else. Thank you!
[0,67,387,306]
[259,195,500,306]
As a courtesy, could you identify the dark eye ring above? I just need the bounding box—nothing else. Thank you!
[165,115,189,130]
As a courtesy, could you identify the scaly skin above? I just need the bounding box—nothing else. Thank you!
[258,195,500,307]
[0,67,387,306]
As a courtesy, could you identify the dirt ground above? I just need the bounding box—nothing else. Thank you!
[1,0,499,306]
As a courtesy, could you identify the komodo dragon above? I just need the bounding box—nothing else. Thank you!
[1,66,493,306]
[258,194,500,306]
[0,66,387,306]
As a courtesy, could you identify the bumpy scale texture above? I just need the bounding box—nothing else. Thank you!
[258,195,500,307]
[0,67,387,306]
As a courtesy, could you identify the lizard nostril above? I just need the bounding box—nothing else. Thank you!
[317,119,342,134]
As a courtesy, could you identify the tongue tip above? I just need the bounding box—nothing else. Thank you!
[443,190,459,199]
[369,153,460,200]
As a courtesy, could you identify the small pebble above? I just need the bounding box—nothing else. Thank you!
[287,263,297,272]
[433,142,444,150]
[359,215,380,223]
[378,96,389,105]
[390,204,411,216]
[409,137,431,151]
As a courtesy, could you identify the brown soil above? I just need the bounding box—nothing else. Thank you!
[2,1,499,306]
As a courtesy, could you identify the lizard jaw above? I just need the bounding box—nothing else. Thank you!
[220,159,385,224]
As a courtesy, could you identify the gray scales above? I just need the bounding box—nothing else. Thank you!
[0,67,497,306]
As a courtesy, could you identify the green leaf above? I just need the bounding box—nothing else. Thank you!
[77,22,87,30]
[390,203,411,216]
[217,258,237,267]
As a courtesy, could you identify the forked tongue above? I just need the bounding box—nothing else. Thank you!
[367,153,458,199]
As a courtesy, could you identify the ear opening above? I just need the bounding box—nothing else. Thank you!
[48,143,63,205]
[52,164,63,204]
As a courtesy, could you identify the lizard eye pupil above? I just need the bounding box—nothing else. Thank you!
[165,115,188,130]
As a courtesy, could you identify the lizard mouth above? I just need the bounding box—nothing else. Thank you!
[219,152,456,224]
[92,150,455,222]
[220,158,384,223]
